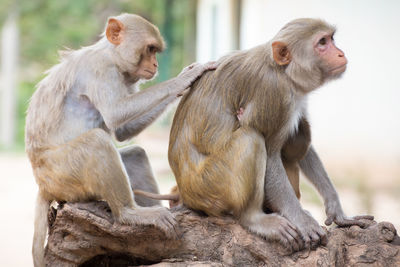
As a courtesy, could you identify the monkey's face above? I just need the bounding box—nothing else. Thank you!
[313,32,347,78]
[132,44,159,80]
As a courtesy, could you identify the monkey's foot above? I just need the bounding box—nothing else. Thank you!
[241,213,303,252]
[118,206,178,239]
[291,210,327,250]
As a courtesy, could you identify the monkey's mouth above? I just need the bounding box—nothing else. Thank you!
[329,64,347,75]
[145,70,156,76]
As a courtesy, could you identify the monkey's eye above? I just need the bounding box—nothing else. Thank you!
[318,37,327,46]
[148,45,157,54]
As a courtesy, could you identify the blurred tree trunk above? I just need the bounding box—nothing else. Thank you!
[158,0,174,82]
[45,202,400,267]
[183,0,197,66]
[0,11,19,148]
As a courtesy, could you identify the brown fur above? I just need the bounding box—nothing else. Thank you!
[282,118,312,199]
[169,38,313,216]
[168,18,373,251]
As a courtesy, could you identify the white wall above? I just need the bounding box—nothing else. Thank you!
[0,13,19,148]
[196,0,238,62]
[199,0,400,172]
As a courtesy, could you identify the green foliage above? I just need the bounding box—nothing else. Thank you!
[15,79,41,146]
[1,0,197,147]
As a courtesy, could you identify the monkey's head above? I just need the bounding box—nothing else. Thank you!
[105,13,166,81]
[270,18,347,91]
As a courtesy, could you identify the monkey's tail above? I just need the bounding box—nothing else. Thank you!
[133,190,179,202]
[32,193,50,267]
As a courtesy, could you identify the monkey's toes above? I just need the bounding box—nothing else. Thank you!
[154,208,179,239]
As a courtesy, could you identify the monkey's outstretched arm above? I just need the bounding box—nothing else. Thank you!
[114,62,218,141]
[89,62,217,131]
[299,146,374,227]
[115,94,176,141]
[89,77,182,130]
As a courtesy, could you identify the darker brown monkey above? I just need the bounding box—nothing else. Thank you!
[168,18,373,251]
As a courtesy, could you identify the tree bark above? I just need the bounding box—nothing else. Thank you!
[45,201,400,267]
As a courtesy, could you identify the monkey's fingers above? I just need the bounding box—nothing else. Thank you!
[309,231,322,250]
[177,87,191,97]
[301,232,312,249]
[318,227,329,246]
[353,215,374,221]
[157,215,179,239]
[313,226,328,248]
[180,62,200,74]
[324,216,334,226]
[144,206,178,239]
[161,218,179,239]
[285,221,304,249]
[335,218,367,228]
[280,230,301,252]
[334,215,376,229]
[204,61,219,70]
[283,227,303,251]
[186,62,199,70]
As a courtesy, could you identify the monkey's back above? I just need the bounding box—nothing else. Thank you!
[168,45,274,216]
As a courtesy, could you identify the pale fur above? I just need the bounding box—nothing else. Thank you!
[26,13,215,267]
[287,96,308,136]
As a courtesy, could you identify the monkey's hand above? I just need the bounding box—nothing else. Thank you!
[174,61,219,96]
[325,199,374,228]
[291,210,328,249]
[118,206,178,239]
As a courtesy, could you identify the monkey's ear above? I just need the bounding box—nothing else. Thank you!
[106,18,125,45]
[272,41,291,66]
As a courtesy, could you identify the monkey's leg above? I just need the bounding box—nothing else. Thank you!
[231,130,302,251]
[38,129,176,236]
[176,128,302,250]
[282,160,301,199]
[264,153,327,249]
[119,145,161,207]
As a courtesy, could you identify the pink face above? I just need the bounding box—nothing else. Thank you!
[132,44,159,80]
[314,32,347,77]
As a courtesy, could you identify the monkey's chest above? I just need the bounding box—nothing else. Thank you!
[287,95,307,135]
[62,93,105,138]
[266,96,307,150]
[287,107,303,137]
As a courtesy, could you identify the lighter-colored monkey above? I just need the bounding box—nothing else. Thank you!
[25,13,216,267]
[168,18,373,251]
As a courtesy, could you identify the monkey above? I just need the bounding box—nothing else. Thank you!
[25,13,216,267]
[168,18,374,251]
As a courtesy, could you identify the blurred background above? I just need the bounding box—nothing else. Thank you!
[0,0,399,266]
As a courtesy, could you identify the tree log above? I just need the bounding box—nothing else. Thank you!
[45,201,400,266]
